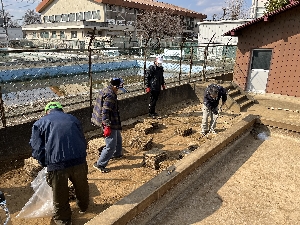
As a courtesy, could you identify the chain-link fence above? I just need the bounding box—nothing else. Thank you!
[0,44,236,127]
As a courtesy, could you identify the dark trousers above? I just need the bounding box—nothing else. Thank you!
[149,90,160,114]
[47,162,89,221]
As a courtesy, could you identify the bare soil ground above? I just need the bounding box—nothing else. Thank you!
[129,128,300,225]
[1,93,300,225]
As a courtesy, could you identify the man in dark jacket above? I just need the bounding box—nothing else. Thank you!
[145,56,166,118]
[201,84,227,135]
[92,78,126,173]
[30,102,89,225]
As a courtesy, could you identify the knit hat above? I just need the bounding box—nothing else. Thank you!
[156,55,163,63]
[45,102,63,112]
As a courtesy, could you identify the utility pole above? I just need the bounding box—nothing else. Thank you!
[0,0,9,46]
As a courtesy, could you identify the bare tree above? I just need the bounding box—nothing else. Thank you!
[136,8,184,84]
[136,8,184,50]
[221,0,249,20]
[0,10,14,27]
[23,9,41,25]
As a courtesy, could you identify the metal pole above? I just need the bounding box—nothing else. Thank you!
[189,46,193,83]
[179,44,182,84]
[0,0,8,46]
[88,27,96,112]
[0,86,6,128]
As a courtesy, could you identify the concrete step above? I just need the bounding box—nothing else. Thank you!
[233,94,247,103]
[240,99,254,110]
[228,89,240,97]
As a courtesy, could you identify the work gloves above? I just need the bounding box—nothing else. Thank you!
[102,119,112,137]
[146,87,151,93]
[103,126,111,137]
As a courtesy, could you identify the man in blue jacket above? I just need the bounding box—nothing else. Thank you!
[145,56,166,118]
[30,102,89,225]
[201,84,227,135]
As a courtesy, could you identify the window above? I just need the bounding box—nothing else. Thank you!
[55,15,61,22]
[92,10,100,20]
[69,13,76,22]
[84,11,92,20]
[251,49,272,70]
[61,14,68,22]
[116,20,125,26]
[52,31,57,38]
[49,15,55,22]
[71,31,77,38]
[107,19,115,25]
[43,16,49,23]
[40,31,49,38]
[107,5,112,11]
[127,21,134,26]
[76,12,83,21]
[60,31,65,39]
[32,32,37,38]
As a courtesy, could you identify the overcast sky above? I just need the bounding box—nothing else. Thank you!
[2,0,253,20]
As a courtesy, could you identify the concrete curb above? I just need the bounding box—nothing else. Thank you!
[85,114,258,225]
[258,118,300,133]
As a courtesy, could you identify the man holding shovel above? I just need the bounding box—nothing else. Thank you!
[201,83,227,135]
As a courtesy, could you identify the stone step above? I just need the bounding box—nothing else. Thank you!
[228,89,240,97]
[240,99,254,110]
[233,94,247,103]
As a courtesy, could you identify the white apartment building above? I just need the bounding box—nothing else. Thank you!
[22,0,206,49]
[197,19,251,60]
[197,0,267,60]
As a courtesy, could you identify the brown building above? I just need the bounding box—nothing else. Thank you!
[22,0,206,49]
[224,1,300,97]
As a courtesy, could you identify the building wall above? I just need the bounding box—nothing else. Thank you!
[0,28,23,42]
[23,0,204,49]
[198,20,252,45]
[233,5,300,97]
[41,0,105,22]
[250,0,268,19]
[197,20,251,60]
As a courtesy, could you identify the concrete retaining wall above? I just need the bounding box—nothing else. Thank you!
[0,83,198,162]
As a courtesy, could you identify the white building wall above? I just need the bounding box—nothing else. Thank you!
[0,28,23,41]
[250,0,268,19]
[41,0,105,22]
[197,20,251,60]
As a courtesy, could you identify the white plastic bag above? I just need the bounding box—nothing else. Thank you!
[257,132,269,141]
[17,167,54,218]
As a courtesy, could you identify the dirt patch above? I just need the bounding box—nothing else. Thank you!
[130,129,300,224]
[0,93,299,225]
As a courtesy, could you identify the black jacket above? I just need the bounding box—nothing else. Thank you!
[145,64,165,91]
[203,84,227,110]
